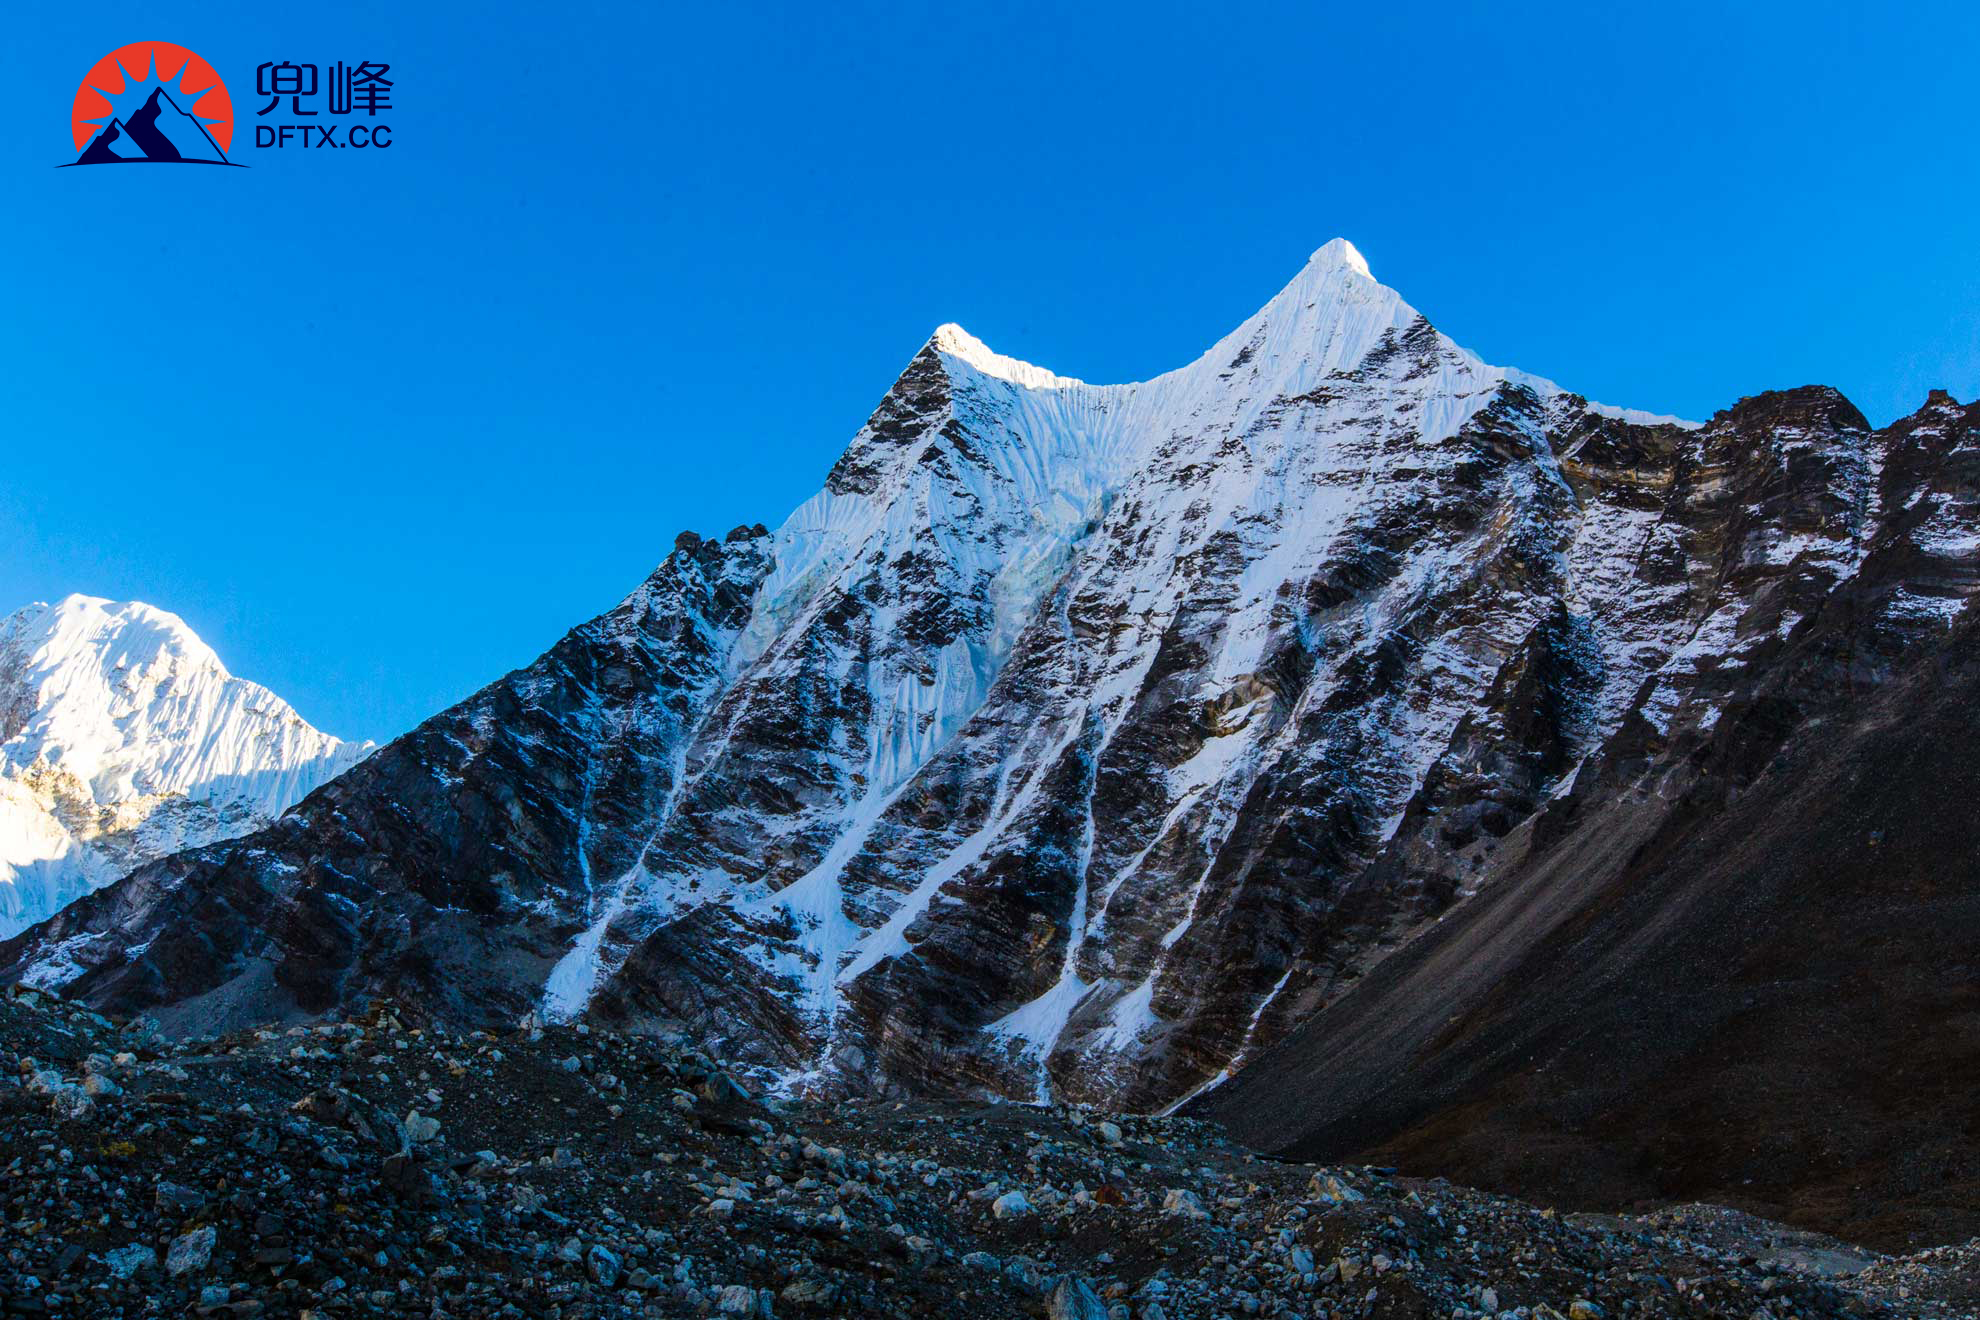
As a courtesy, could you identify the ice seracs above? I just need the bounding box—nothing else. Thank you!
[0,595,372,937]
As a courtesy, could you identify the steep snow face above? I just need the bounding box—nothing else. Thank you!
[0,596,371,937]
[541,240,1714,1102]
[557,239,1538,1016]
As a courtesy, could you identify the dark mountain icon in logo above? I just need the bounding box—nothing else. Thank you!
[75,118,144,163]
[69,87,240,166]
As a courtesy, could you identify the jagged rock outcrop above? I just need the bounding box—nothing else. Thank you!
[4,247,1971,1145]
[1194,389,1980,1251]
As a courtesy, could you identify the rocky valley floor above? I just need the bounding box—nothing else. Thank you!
[5,987,1977,1320]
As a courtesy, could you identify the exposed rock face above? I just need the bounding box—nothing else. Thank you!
[0,596,371,940]
[1,535,772,1027]
[3,246,1971,1155]
[1194,391,1980,1251]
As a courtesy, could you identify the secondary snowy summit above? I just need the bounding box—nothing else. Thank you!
[0,595,371,938]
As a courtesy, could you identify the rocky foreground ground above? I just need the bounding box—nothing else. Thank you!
[2,984,1974,1320]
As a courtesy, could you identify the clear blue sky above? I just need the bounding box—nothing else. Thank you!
[4,1,1976,743]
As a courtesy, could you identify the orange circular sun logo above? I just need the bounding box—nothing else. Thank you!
[69,41,235,163]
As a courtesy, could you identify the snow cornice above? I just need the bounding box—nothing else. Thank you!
[929,323,1087,392]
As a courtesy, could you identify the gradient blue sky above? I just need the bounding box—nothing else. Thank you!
[4,2,1976,743]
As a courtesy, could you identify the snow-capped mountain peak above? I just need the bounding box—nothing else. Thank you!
[1184,236,1429,390]
[1306,235,1374,277]
[28,242,1942,1121]
[928,323,1084,390]
[0,594,372,938]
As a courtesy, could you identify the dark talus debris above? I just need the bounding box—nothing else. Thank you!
[4,984,1971,1319]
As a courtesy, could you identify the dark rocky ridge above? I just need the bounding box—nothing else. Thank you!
[1196,393,1980,1253]
[0,527,775,1035]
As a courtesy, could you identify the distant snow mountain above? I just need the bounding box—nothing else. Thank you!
[6,243,1973,1125]
[0,596,371,938]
